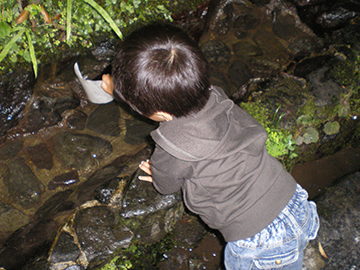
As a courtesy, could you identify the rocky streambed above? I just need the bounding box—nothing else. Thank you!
[1,0,360,269]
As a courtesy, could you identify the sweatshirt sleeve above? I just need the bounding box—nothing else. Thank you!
[150,144,193,195]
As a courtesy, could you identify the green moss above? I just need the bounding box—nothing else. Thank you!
[239,56,360,167]
[240,102,297,163]
[99,256,133,270]
[98,232,175,270]
[327,48,360,87]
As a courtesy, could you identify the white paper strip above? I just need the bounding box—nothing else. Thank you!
[74,62,114,104]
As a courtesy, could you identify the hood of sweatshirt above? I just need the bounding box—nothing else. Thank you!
[150,86,267,162]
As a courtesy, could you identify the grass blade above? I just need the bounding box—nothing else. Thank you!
[82,0,123,39]
[66,0,73,41]
[0,30,25,62]
[25,29,38,78]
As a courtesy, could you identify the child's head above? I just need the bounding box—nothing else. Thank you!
[112,23,210,118]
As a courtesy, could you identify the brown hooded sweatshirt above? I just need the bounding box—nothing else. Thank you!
[150,86,296,242]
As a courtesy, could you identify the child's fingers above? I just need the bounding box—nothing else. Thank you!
[101,81,108,92]
[140,160,151,169]
[138,175,153,183]
[139,160,152,175]
[101,74,114,95]
[102,74,111,83]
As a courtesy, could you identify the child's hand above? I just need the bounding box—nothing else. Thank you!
[138,160,153,183]
[101,74,114,95]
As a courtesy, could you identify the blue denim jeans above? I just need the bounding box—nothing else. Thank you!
[224,184,320,270]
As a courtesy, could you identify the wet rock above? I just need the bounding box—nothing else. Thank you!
[65,265,81,270]
[74,206,131,263]
[26,95,80,133]
[21,257,51,270]
[289,0,324,7]
[120,173,183,244]
[292,147,360,198]
[124,118,156,145]
[273,13,305,40]
[332,16,360,45]
[0,162,10,190]
[234,11,260,31]
[131,204,184,244]
[90,40,117,62]
[252,28,290,64]
[316,6,357,29]
[307,67,344,107]
[48,230,81,264]
[0,219,58,270]
[200,0,323,96]
[292,54,344,107]
[312,172,360,268]
[66,110,88,130]
[53,132,112,171]
[87,102,122,137]
[34,190,75,220]
[75,147,152,204]
[26,101,61,132]
[293,55,333,78]
[94,178,120,204]
[171,212,208,248]
[233,41,263,58]
[228,61,254,88]
[0,139,23,160]
[49,206,134,269]
[303,241,327,269]
[27,143,53,170]
[201,41,231,65]
[157,216,224,270]
[234,30,249,39]
[3,157,43,208]
[0,69,34,138]
[249,0,271,5]
[120,175,182,219]
[48,170,80,191]
[0,202,30,245]
[75,155,130,204]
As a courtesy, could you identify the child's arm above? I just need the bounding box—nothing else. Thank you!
[139,147,189,194]
[101,74,114,96]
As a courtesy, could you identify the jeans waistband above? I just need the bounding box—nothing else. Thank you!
[284,184,309,216]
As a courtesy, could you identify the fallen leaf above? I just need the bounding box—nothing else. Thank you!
[15,9,29,24]
[319,241,328,259]
[52,13,61,20]
[41,5,52,23]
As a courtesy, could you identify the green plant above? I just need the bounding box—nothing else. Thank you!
[0,0,172,77]
[240,102,297,160]
[100,256,133,270]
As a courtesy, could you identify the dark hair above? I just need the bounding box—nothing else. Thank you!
[112,23,210,118]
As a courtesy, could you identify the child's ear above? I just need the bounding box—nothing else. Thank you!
[158,112,173,121]
[149,112,173,122]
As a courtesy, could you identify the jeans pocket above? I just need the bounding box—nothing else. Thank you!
[253,241,299,269]
[227,241,248,257]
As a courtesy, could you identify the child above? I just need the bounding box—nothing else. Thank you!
[101,23,319,269]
